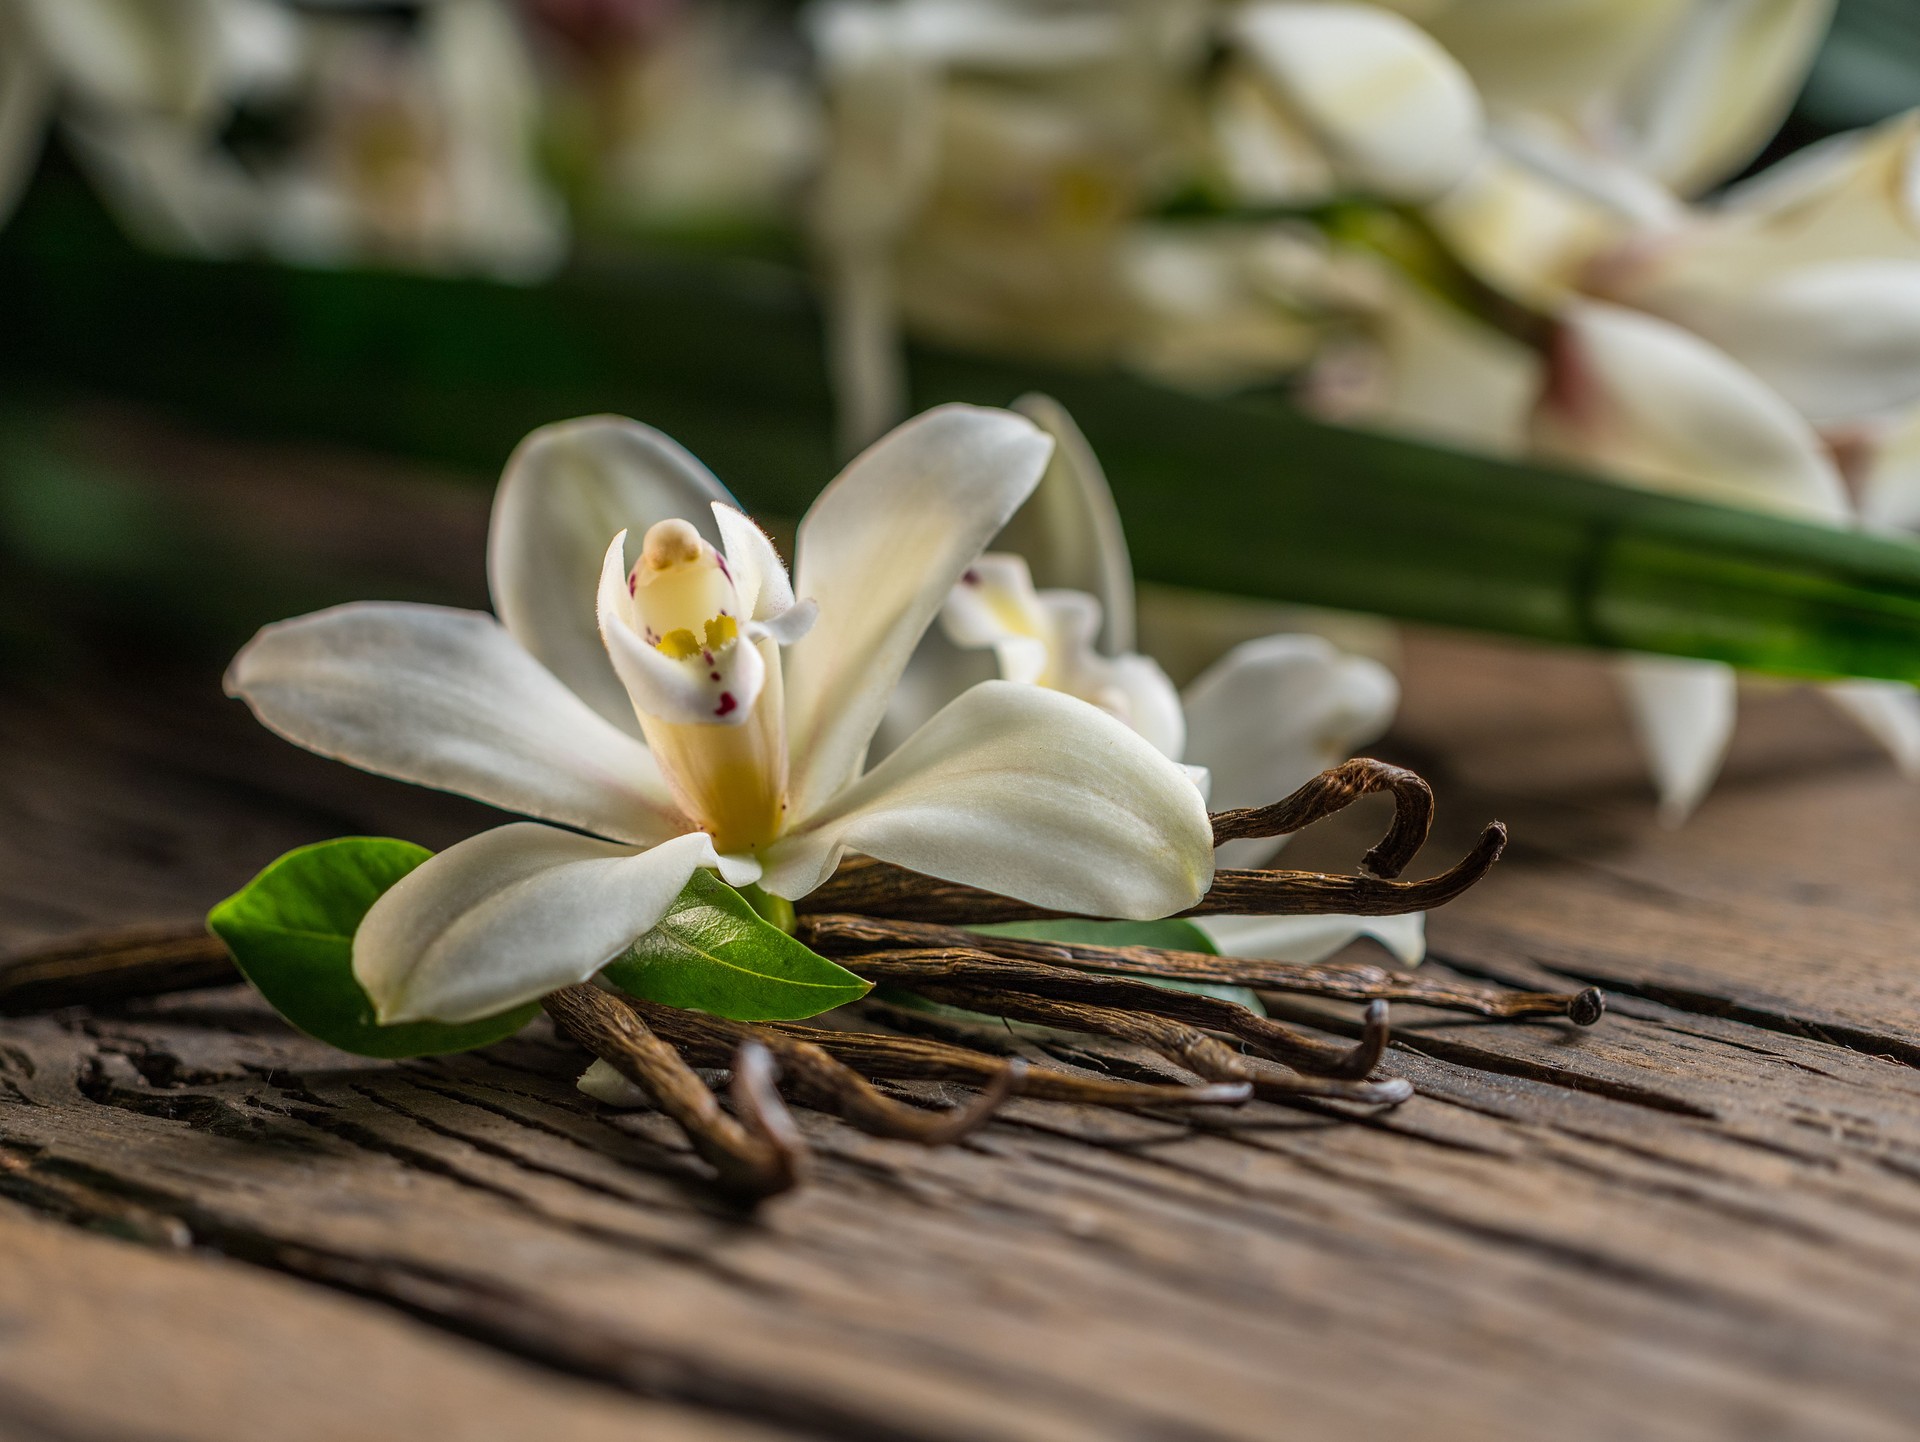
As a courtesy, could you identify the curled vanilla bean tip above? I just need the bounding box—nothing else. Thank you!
[1190,819,1507,919]
[729,1041,807,1190]
[1208,758,1435,879]
[1568,988,1607,1027]
[1365,1078,1415,1106]
[1348,999,1392,1078]
[1181,1082,1256,1106]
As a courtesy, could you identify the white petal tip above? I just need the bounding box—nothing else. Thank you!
[577,1058,652,1108]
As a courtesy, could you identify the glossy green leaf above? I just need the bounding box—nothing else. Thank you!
[207,837,539,1058]
[603,869,871,1021]
[975,918,1266,1015]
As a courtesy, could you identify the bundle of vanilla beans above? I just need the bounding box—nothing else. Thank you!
[1,760,1602,1200]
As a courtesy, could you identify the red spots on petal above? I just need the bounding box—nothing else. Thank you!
[715,692,738,717]
[962,568,981,585]
[709,671,721,681]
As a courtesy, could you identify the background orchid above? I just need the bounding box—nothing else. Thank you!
[884,394,1420,966]
[226,403,1215,1026]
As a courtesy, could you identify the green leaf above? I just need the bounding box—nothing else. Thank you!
[207,837,538,1058]
[603,869,871,1021]
[972,917,1220,953]
[973,918,1266,1015]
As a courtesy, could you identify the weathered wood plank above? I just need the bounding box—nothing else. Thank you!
[6,418,1920,1440]
[0,1197,799,1442]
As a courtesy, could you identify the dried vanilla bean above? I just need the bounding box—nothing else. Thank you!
[542,985,804,1200]
[757,1020,1255,1109]
[835,947,1385,1079]
[798,914,1604,1024]
[620,995,1022,1145]
[796,823,1506,924]
[0,922,233,1013]
[1210,757,1434,877]
[903,986,1413,1107]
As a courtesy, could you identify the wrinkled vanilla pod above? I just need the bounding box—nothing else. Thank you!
[798,915,1605,1025]
[829,947,1386,1078]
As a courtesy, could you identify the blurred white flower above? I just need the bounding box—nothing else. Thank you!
[227,403,1216,1023]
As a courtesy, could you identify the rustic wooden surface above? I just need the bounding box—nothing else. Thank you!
[4,414,1920,1441]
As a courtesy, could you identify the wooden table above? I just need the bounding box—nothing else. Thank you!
[4,418,1919,1442]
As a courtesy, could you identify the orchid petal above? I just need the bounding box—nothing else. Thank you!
[711,502,796,623]
[1616,654,1736,826]
[871,631,998,761]
[490,416,736,738]
[1623,259,1920,424]
[353,826,725,1024]
[782,405,1053,819]
[597,533,767,727]
[1617,0,1834,196]
[1231,2,1483,204]
[1714,112,1920,267]
[748,600,819,646]
[1420,0,1685,148]
[761,681,1214,918]
[1535,301,1851,523]
[577,1058,650,1108]
[0,5,50,228]
[1826,680,1920,780]
[1095,649,1187,763]
[1861,406,1920,534]
[1197,912,1426,967]
[941,553,1054,684]
[17,0,225,118]
[1001,394,1137,655]
[1181,635,1399,869]
[225,602,685,846]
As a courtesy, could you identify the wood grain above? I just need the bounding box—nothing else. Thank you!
[5,417,1920,1440]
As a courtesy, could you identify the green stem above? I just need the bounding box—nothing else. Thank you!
[740,884,797,934]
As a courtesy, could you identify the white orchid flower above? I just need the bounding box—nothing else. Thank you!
[1223,2,1484,206]
[892,395,1419,965]
[1533,301,1920,821]
[226,405,1215,1025]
